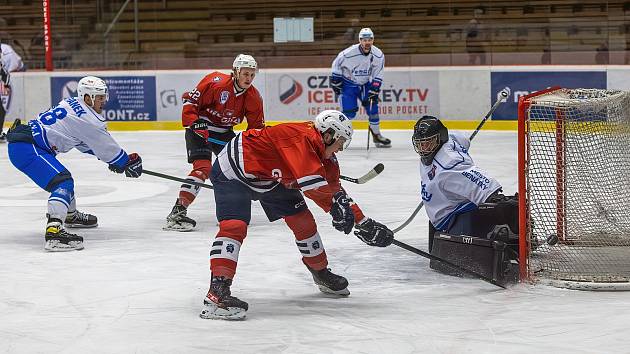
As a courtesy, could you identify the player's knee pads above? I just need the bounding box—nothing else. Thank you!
[191,159,211,181]
[49,178,74,208]
[284,209,317,240]
[217,219,248,243]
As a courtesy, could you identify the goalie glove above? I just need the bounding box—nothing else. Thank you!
[330,75,344,95]
[354,218,394,247]
[189,119,210,141]
[330,191,355,234]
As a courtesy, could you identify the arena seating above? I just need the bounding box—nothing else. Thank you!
[1,0,629,68]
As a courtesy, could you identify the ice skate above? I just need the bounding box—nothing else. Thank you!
[200,276,248,320]
[370,128,391,148]
[304,261,350,296]
[65,210,98,228]
[163,200,197,232]
[0,132,6,143]
[44,220,84,252]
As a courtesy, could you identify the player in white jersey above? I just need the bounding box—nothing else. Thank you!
[6,76,143,251]
[0,42,24,142]
[412,115,518,251]
[330,28,391,147]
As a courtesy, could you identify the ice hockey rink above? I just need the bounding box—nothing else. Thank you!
[1,130,628,354]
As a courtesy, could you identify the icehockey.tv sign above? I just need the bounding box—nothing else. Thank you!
[268,69,439,120]
[51,76,157,121]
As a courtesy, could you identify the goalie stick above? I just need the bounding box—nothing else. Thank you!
[391,239,506,289]
[392,87,511,234]
[340,163,384,184]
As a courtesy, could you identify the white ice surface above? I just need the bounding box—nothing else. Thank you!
[1,130,629,354]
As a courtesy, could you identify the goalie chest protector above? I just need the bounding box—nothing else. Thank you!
[429,233,518,286]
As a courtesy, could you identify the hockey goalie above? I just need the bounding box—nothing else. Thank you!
[412,115,519,284]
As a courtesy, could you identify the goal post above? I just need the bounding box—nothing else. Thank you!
[518,87,630,290]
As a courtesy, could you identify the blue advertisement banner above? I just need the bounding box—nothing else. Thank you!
[51,76,157,121]
[490,71,607,120]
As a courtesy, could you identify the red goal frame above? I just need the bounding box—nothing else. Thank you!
[517,86,562,281]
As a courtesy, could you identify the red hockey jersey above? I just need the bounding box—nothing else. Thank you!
[216,122,364,217]
[181,71,264,130]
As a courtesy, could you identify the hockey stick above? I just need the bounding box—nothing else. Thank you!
[340,163,384,184]
[143,169,214,190]
[391,239,506,289]
[144,163,382,189]
[366,98,374,151]
[392,87,511,234]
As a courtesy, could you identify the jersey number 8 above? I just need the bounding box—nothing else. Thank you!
[39,107,68,125]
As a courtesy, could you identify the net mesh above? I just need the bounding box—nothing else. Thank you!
[524,88,630,284]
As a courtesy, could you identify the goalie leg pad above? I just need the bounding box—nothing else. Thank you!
[430,233,518,286]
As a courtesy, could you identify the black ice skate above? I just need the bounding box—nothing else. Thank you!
[370,128,392,148]
[163,200,197,232]
[304,261,350,296]
[65,210,98,228]
[200,276,248,320]
[44,220,84,252]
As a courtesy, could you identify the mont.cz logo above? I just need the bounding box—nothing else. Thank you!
[279,75,303,104]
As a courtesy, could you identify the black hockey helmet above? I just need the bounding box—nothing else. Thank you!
[412,115,448,164]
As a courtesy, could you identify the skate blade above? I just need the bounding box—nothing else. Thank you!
[199,303,247,320]
[373,143,392,148]
[317,285,350,296]
[44,240,84,252]
[65,223,98,229]
[162,222,195,232]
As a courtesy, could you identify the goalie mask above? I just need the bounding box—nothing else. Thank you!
[412,115,448,165]
[314,110,353,150]
[77,76,108,105]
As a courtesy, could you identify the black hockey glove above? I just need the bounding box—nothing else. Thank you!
[362,81,381,106]
[330,75,343,95]
[189,119,210,141]
[354,218,394,247]
[330,191,354,234]
[109,153,143,178]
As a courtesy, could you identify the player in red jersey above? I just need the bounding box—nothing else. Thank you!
[164,54,265,231]
[199,110,394,320]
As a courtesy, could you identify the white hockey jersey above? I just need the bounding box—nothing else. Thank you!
[331,44,384,86]
[418,132,502,231]
[28,97,129,169]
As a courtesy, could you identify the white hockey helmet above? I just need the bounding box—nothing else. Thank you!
[314,110,353,149]
[233,54,258,75]
[358,27,374,40]
[77,76,108,104]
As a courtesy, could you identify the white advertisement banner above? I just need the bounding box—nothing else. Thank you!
[263,68,439,121]
[1,74,25,121]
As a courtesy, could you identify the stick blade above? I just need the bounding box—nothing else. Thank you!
[374,163,384,174]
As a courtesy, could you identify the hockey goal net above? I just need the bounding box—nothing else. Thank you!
[518,87,630,290]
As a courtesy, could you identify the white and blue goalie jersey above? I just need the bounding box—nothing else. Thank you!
[331,44,384,86]
[419,132,502,231]
[28,97,129,169]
